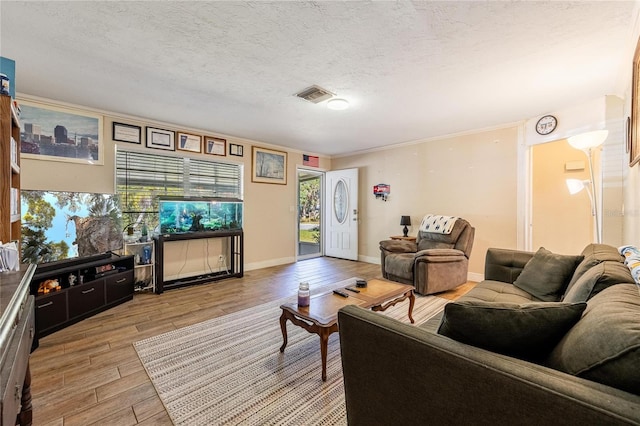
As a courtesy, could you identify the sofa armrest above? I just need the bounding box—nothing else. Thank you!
[338,305,640,426]
[485,247,534,283]
[379,239,418,253]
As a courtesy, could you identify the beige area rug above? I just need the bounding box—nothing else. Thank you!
[134,278,449,425]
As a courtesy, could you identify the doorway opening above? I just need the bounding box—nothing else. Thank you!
[297,169,323,259]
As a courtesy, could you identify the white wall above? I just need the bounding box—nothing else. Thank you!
[17,89,638,282]
[18,94,332,276]
[524,95,627,250]
[332,126,520,279]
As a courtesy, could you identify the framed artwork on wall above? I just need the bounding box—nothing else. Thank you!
[204,136,226,156]
[630,35,640,167]
[177,132,202,153]
[112,122,141,144]
[146,127,175,151]
[229,143,243,157]
[19,99,104,165]
[252,146,287,185]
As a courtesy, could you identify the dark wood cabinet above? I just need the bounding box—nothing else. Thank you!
[30,254,135,339]
[68,280,105,318]
[34,291,67,335]
[0,265,36,426]
[105,271,134,304]
[1,95,33,426]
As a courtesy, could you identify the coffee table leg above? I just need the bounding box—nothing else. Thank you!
[407,290,415,324]
[279,310,289,352]
[319,328,330,382]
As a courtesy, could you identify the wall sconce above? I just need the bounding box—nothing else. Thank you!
[565,130,608,243]
[400,216,411,237]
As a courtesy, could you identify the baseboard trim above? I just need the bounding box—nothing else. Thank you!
[358,254,380,264]
[468,272,483,282]
[245,257,295,272]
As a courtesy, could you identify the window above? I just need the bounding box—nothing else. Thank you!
[116,150,242,228]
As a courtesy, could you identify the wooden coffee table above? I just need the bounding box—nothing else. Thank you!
[279,278,415,381]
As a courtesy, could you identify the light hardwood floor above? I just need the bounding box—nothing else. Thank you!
[29,257,473,425]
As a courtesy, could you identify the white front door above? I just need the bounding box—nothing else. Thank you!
[324,168,358,260]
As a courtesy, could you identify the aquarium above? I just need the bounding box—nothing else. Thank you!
[159,197,243,234]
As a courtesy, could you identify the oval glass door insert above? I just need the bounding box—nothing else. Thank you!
[334,179,348,224]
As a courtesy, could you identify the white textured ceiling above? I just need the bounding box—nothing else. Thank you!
[1,1,638,156]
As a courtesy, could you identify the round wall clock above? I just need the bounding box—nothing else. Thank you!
[535,115,558,135]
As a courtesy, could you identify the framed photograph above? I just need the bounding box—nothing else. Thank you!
[177,132,202,153]
[112,122,141,144]
[146,127,175,151]
[252,146,287,185]
[204,136,226,156]
[19,99,104,165]
[229,143,244,157]
[631,36,640,166]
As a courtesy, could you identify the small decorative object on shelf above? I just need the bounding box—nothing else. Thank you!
[37,278,61,295]
[141,222,149,242]
[0,73,9,95]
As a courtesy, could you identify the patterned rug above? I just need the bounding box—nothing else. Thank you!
[134,278,449,425]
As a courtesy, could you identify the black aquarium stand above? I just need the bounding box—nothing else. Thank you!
[154,229,243,294]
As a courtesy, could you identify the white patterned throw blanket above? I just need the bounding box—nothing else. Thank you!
[419,214,459,234]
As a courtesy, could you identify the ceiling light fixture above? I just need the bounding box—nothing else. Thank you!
[327,98,349,110]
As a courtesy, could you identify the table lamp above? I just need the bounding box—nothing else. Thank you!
[400,216,411,237]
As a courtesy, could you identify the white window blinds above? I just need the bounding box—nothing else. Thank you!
[115,150,242,225]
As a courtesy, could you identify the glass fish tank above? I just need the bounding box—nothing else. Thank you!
[159,197,243,234]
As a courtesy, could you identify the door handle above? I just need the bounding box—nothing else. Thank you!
[116,278,127,283]
[82,288,95,294]
[37,301,53,309]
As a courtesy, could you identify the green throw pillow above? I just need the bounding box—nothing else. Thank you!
[562,261,634,303]
[512,247,583,301]
[546,284,640,395]
[566,244,623,290]
[437,300,587,362]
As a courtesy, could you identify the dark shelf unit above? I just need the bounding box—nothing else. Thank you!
[155,229,243,293]
[30,254,135,339]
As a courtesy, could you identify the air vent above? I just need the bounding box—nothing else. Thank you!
[295,85,334,104]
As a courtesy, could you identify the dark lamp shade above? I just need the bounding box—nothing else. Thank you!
[400,216,411,226]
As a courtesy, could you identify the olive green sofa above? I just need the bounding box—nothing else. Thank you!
[339,244,640,425]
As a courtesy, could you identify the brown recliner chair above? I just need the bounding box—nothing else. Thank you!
[379,216,474,295]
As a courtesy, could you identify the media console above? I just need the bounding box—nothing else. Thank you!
[155,230,243,293]
[30,253,135,340]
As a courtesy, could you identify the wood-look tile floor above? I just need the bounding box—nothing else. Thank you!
[29,257,474,425]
